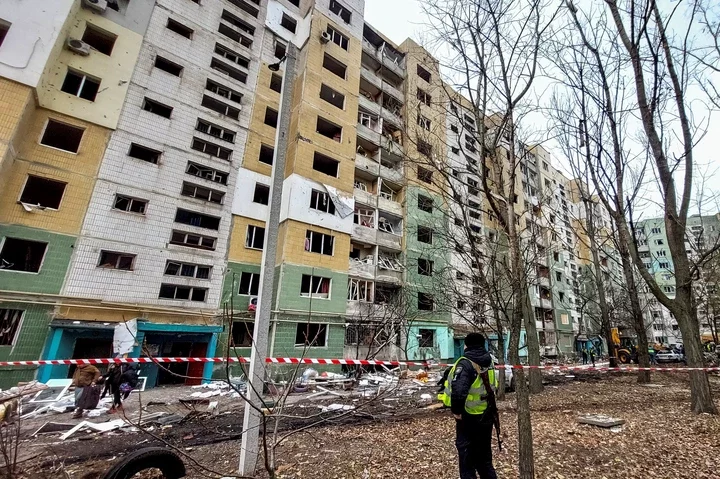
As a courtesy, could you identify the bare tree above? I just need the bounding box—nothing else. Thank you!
[557,0,719,413]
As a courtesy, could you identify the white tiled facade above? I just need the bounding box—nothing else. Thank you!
[63,0,269,310]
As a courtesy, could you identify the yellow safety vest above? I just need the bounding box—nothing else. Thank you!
[438,356,497,415]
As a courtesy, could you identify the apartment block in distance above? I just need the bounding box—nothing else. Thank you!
[0,0,147,387]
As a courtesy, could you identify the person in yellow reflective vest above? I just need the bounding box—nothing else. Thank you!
[438,333,498,479]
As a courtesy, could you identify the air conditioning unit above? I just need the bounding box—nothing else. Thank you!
[66,38,91,56]
[82,0,107,13]
[320,31,331,44]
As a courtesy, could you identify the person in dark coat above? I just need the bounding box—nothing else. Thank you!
[119,364,141,400]
[450,333,498,479]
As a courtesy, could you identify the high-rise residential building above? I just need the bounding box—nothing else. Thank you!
[2,1,714,389]
[0,0,149,387]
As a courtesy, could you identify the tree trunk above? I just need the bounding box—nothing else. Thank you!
[677,303,717,414]
[508,305,534,479]
[523,292,543,393]
[496,367,506,401]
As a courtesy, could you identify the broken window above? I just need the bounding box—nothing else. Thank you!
[417,258,433,276]
[417,88,431,106]
[259,144,274,165]
[226,0,259,18]
[246,225,265,249]
[154,56,183,76]
[0,238,47,272]
[231,321,254,347]
[166,18,193,39]
[323,53,346,79]
[274,40,287,59]
[270,73,282,93]
[380,183,398,201]
[81,23,116,55]
[170,230,217,250]
[326,25,348,50]
[320,84,345,109]
[354,207,375,227]
[253,183,270,205]
[417,65,431,83]
[238,271,260,295]
[417,166,432,183]
[377,252,403,271]
[417,293,434,311]
[186,162,228,185]
[310,189,336,214]
[214,43,250,69]
[164,260,211,279]
[113,194,147,214]
[264,107,278,128]
[0,309,22,346]
[312,152,340,177]
[196,119,235,143]
[417,139,432,158]
[210,58,247,83]
[206,79,242,104]
[417,226,433,244]
[295,322,328,346]
[181,182,225,204]
[417,194,433,213]
[417,114,431,131]
[378,213,401,234]
[348,278,374,302]
[98,251,135,270]
[40,120,84,153]
[61,70,101,101]
[158,284,207,302]
[305,230,334,256]
[128,143,161,164]
[218,21,253,48]
[201,95,240,120]
[280,13,297,33]
[175,208,220,230]
[300,275,331,299]
[143,98,173,118]
[329,0,352,23]
[20,176,66,209]
[316,117,342,142]
[191,137,232,160]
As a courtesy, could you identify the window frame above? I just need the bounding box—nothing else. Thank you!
[245,225,266,250]
[97,250,136,271]
[305,230,335,256]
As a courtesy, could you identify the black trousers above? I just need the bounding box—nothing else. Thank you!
[456,418,497,479]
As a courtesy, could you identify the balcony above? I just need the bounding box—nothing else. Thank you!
[375,268,403,284]
[361,40,406,82]
[540,298,553,309]
[379,161,403,184]
[538,276,550,287]
[357,123,382,147]
[349,258,375,278]
[380,106,403,129]
[354,187,376,207]
[377,230,402,250]
[360,66,404,104]
[355,153,380,177]
[381,135,403,158]
[359,94,381,116]
[353,223,377,244]
[378,196,402,217]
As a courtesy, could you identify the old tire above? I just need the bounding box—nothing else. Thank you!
[618,350,631,364]
[102,447,186,479]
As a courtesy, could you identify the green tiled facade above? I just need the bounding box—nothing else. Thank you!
[275,264,349,315]
[0,225,75,294]
[0,302,54,388]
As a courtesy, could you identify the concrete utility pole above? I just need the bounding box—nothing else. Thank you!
[238,42,297,475]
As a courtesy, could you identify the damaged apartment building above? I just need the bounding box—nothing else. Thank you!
[0,0,598,389]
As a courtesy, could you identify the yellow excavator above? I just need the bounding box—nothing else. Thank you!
[611,328,638,364]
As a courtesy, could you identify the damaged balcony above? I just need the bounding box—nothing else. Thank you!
[362,24,406,83]
[359,83,382,116]
[378,182,402,217]
[356,136,381,177]
[360,65,404,105]
[353,205,377,245]
[379,149,403,184]
[381,122,404,158]
[380,93,403,128]
[375,249,404,285]
[537,265,550,287]
[377,211,402,250]
[357,110,382,147]
[353,172,378,207]
[349,242,376,279]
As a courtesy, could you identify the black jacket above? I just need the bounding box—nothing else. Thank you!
[450,345,493,417]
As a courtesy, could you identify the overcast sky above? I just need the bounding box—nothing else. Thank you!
[363,0,720,216]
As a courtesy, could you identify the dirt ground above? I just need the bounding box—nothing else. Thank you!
[13,372,720,479]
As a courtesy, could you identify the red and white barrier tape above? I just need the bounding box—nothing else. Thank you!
[1,356,719,372]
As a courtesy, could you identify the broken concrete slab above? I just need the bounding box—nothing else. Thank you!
[577,414,626,428]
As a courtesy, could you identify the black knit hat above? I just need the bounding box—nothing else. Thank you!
[465,332,486,348]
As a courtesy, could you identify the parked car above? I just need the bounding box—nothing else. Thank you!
[656,350,684,363]
[491,355,515,391]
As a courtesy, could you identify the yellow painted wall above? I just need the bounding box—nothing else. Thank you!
[227,216,266,265]
[0,79,34,178]
[0,108,109,234]
[36,6,143,129]
[278,219,350,272]
[56,305,216,324]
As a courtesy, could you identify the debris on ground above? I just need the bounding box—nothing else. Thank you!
[577,414,626,428]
